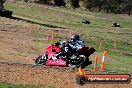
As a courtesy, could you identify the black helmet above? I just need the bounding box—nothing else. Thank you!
[70,35,80,42]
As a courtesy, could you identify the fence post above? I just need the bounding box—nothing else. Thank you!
[28,24,33,33]
[0,20,4,30]
[99,38,103,50]
[52,31,54,44]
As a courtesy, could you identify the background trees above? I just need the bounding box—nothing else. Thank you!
[16,0,132,15]
[70,0,80,9]
[83,0,132,15]
[54,0,66,7]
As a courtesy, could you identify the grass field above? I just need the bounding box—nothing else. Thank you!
[0,82,55,88]
[4,1,132,74]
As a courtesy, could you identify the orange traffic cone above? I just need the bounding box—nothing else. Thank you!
[93,56,99,71]
[101,51,106,72]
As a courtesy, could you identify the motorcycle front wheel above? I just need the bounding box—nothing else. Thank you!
[76,75,87,85]
[35,54,47,65]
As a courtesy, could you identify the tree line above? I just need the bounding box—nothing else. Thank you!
[83,0,131,15]
[35,0,79,8]
[21,0,132,15]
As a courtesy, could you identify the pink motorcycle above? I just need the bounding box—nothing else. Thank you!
[35,44,95,68]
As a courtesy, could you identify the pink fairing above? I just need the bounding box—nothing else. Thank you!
[46,45,61,54]
[46,59,66,66]
[45,45,67,67]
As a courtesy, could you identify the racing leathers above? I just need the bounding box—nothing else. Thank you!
[54,40,85,59]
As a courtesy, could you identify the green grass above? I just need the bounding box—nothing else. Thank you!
[0,82,55,88]
[4,1,132,74]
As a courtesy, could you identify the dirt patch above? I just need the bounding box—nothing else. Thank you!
[0,63,131,88]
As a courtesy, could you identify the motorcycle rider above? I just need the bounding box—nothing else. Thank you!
[54,34,85,59]
[69,34,85,50]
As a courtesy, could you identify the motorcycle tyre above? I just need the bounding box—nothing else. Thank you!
[35,55,46,65]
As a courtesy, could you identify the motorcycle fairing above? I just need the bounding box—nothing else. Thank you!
[45,45,67,66]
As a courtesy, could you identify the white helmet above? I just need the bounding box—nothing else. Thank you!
[70,35,80,42]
